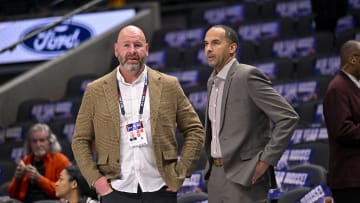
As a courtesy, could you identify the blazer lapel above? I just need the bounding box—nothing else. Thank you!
[219,63,238,133]
[206,72,215,117]
[103,69,121,138]
[148,68,162,137]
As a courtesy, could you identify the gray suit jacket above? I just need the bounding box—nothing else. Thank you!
[72,67,204,190]
[204,61,299,187]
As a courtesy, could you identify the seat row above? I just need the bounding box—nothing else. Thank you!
[148,31,346,70]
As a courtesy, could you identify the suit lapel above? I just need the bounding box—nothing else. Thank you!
[148,68,162,137]
[206,72,215,117]
[103,69,121,138]
[219,63,238,133]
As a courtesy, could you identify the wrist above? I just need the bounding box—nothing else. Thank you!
[94,176,111,195]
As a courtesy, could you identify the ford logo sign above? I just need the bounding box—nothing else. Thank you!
[21,22,92,53]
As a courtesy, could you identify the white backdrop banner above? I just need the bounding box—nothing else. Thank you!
[0,8,136,64]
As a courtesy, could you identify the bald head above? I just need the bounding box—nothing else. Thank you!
[117,25,147,44]
[340,40,360,79]
[340,40,360,67]
[114,25,149,81]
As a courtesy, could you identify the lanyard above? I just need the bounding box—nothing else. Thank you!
[116,74,148,117]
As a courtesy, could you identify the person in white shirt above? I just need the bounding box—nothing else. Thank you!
[71,25,205,203]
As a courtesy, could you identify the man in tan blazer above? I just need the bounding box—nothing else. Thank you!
[203,25,299,203]
[72,25,204,203]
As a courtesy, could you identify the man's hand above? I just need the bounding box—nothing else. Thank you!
[94,176,113,196]
[165,186,178,192]
[252,160,270,184]
[26,164,41,182]
[14,161,26,180]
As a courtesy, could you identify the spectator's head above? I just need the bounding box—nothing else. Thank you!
[340,40,360,79]
[114,25,149,73]
[204,25,238,72]
[24,123,61,160]
[56,165,98,202]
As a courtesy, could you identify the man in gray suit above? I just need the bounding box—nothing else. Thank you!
[203,25,299,203]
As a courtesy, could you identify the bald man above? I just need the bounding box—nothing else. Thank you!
[72,25,204,203]
[323,40,360,203]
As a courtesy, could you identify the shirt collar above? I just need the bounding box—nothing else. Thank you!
[342,69,360,89]
[216,58,236,80]
[117,65,148,85]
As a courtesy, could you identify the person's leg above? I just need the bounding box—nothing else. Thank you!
[142,186,177,203]
[100,190,141,203]
[208,166,227,203]
[208,166,268,203]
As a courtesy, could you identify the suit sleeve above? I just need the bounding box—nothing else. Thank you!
[323,88,360,145]
[246,68,299,166]
[72,85,102,186]
[8,158,29,199]
[8,178,20,199]
[174,79,205,177]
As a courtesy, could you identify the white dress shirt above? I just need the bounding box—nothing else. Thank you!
[111,66,165,193]
[208,58,235,158]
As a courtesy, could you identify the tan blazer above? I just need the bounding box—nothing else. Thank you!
[204,61,299,187]
[72,67,204,190]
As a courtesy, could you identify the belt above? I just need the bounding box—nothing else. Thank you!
[212,158,224,167]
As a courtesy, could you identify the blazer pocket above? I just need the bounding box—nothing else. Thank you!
[162,150,178,177]
[162,150,178,161]
[234,150,263,187]
[239,147,263,161]
[162,151,186,179]
[97,154,111,174]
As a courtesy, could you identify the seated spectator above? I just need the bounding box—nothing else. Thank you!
[8,123,71,203]
[56,165,98,203]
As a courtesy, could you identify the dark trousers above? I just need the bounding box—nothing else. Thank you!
[331,187,360,203]
[101,185,177,203]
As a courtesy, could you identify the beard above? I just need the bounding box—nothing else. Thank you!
[33,148,46,158]
[208,62,216,68]
[123,61,141,72]
[118,54,145,72]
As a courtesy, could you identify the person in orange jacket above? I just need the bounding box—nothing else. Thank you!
[8,123,71,203]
